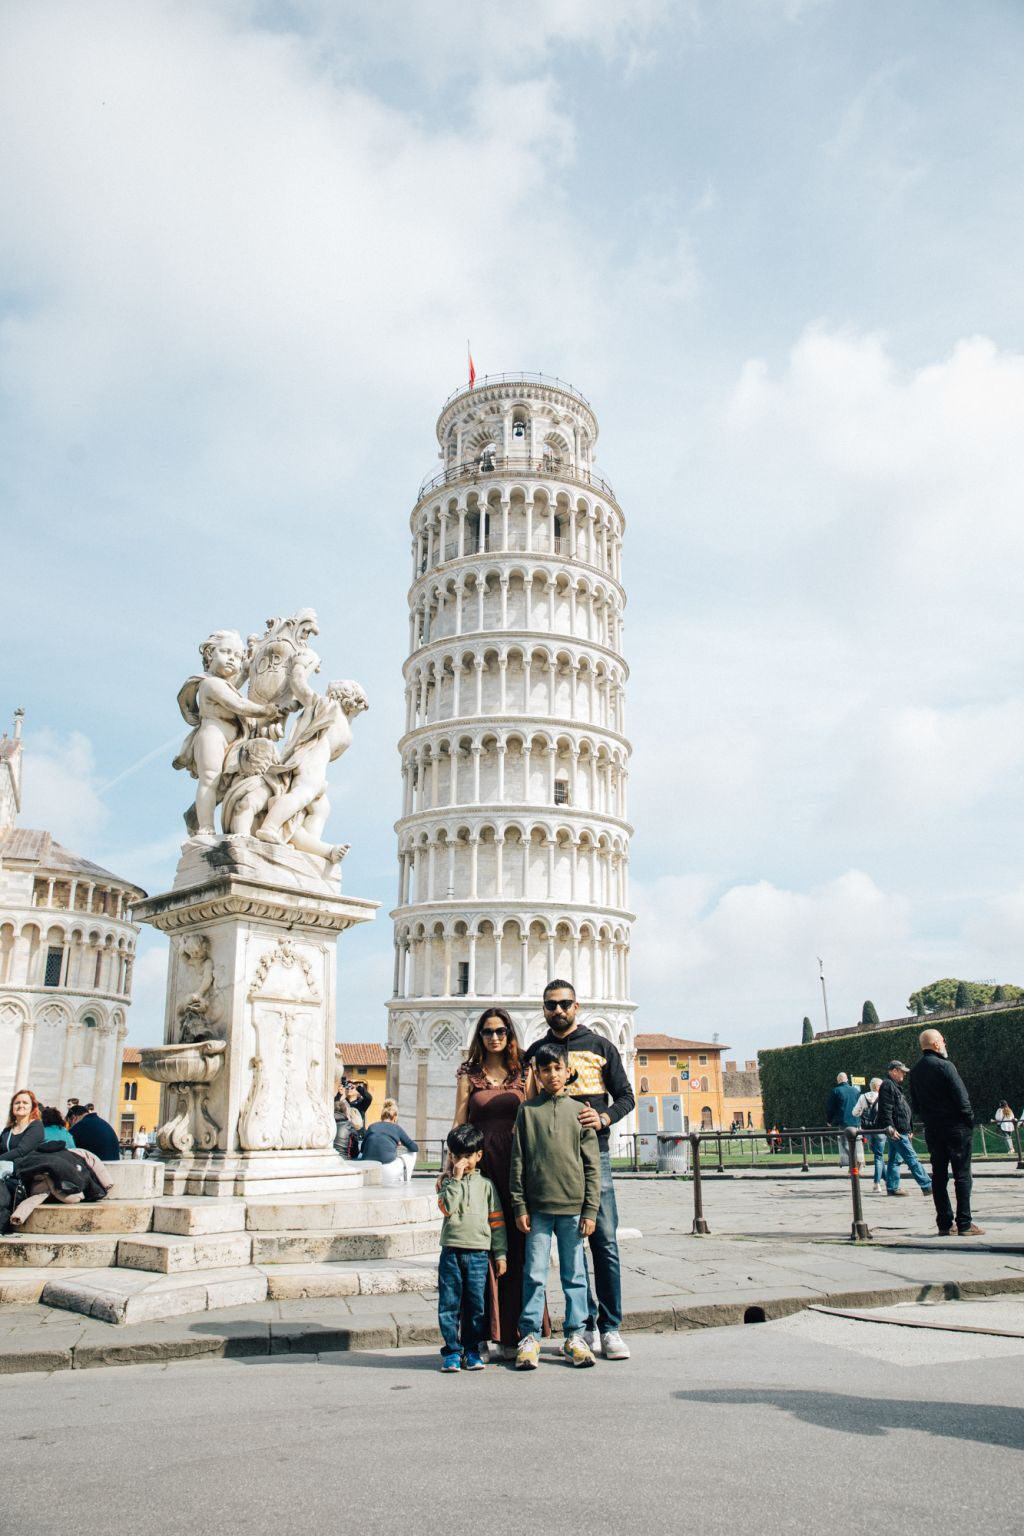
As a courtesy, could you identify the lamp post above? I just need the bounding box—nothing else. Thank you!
[817,956,831,1035]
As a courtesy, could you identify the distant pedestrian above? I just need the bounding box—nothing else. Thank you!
[909,1030,982,1236]
[995,1101,1016,1155]
[825,1073,863,1167]
[852,1078,885,1191]
[132,1126,150,1160]
[875,1062,931,1199]
[436,1123,507,1373]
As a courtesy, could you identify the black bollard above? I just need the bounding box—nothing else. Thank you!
[1014,1118,1024,1172]
[848,1129,870,1241]
[690,1133,710,1235]
[716,1131,725,1172]
[800,1126,809,1173]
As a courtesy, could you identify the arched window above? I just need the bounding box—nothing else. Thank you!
[670,1076,679,1093]
[639,1076,649,1094]
[700,1075,709,1092]
[701,1106,713,1130]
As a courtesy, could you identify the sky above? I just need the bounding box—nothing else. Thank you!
[3,0,1024,1062]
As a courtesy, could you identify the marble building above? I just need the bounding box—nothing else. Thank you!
[0,709,146,1118]
[386,374,636,1145]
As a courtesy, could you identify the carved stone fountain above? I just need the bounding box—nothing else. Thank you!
[135,610,378,1196]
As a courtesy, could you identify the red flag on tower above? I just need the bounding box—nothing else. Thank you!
[468,342,476,388]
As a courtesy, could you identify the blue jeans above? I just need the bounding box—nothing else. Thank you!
[886,1133,931,1193]
[869,1134,886,1185]
[519,1213,588,1339]
[585,1148,622,1334]
[437,1247,489,1356]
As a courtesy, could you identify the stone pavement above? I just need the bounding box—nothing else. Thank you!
[1,1170,1020,1374]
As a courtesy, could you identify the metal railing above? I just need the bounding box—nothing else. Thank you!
[684,1120,1024,1243]
[417,455,617,504]
[438,372,594,413]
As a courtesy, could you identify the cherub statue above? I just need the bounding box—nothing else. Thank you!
[173,630,277,835]
[254,679,367,862]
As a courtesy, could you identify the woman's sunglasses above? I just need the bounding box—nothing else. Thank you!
[481,1026,508,1038]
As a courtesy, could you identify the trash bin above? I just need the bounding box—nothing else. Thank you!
[656,1133,690,1173]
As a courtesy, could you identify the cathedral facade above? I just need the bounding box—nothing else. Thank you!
[386,375,636,1146]
[0,710,145,1119]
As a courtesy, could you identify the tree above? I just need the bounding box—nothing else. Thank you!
[801,1016,814,1044]
[861,1000,879,1027]
[907,978,1024,1015]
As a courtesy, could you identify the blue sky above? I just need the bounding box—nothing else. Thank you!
[4,0,1024,1059]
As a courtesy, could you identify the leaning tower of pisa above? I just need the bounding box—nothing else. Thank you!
[386,374,636,1146]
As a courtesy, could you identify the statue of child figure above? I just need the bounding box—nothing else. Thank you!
[173,629,277,836]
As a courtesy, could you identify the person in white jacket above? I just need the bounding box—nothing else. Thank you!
[853,1078,885,1190]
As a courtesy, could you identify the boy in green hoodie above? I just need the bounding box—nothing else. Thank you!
[510,1040,601,1369]
[437,1123,508,1372]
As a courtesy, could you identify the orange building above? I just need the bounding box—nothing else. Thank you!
[634,1033,727,1131]
[118,1046,162,1147]
[335,1042,387,1124]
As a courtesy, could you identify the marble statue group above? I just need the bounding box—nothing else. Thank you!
[172,608,367,865]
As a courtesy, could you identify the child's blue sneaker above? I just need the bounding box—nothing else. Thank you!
[440,1351,462,1372]
[462,1350,486,1371]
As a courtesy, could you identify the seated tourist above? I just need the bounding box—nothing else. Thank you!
[40,1106,76,1149]
[66,1105,121,1161]
[359,1098,418,1186]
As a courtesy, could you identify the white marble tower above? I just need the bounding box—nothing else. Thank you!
[387,374,636,1146]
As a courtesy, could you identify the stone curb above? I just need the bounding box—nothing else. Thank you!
[4,1273,1024,1375]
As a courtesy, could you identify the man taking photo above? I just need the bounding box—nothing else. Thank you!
[525,978,635,1361]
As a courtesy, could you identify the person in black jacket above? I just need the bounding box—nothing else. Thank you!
[875,1062,931,1198]
[908,1029,982,1236]
[66,1105,121,1161]
[524,978,635,1362]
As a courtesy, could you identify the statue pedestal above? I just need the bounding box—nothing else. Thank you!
[134,846,377,1198]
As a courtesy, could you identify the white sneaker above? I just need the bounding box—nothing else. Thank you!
[600,1330,630,1360]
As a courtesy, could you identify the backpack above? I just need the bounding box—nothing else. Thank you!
[859,1095,878,1131]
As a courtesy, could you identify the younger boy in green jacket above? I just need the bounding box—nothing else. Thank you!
[510,1040,601,1369]
[437,1123,507,1372]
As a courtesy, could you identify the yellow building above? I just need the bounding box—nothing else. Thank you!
[335,1042,387,1124]
[634,1033,727,1131]
[722,1059,764,1130]
[118,1046,162,1148]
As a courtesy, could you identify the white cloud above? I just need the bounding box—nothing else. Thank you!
[631,869,916,1053]
[18,731,108,851]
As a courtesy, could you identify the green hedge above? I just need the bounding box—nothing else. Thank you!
[758,1007,1024,1128]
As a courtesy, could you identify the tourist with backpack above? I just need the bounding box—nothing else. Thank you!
[853,1077,885,1191]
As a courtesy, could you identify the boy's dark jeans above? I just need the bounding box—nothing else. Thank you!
[438,1247,489,1356]
[585,1148,622,1335]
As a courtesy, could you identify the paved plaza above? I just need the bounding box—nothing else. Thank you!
[4,1294,1024,1536]
[1,1171,1021,1373]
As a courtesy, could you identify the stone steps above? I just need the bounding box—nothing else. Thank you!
[27,1256,441,1324]
[250,1221,440,1265]
[17,1202,157,1236]
[264,1258,437,1300]
[116,1231,255,1275]
[40,1265,269,1325]
[0,1234,121,1269]
[243,1191,438,1232]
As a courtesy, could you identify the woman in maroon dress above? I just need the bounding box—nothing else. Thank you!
[450,1007,539,1357]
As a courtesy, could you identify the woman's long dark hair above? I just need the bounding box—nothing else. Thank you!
[465,1007,521,1076]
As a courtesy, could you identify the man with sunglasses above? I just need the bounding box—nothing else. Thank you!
[524,979,635,1360]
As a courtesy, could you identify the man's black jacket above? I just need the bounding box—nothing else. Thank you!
[875,1076,912,1135]
[908,1052,973,1131]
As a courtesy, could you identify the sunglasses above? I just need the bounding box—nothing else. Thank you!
[543,999,574,1011]
[481,1026,508,1038]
